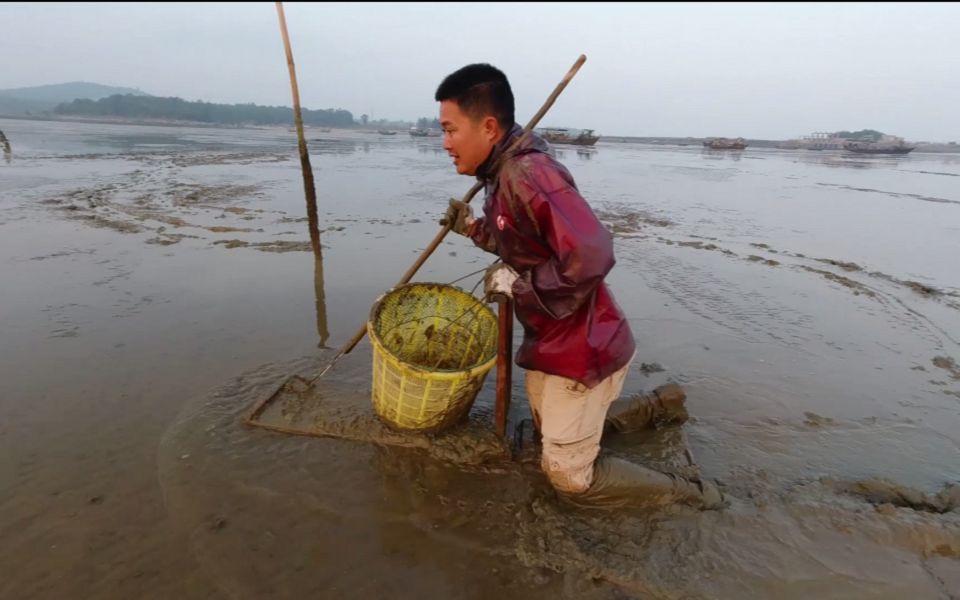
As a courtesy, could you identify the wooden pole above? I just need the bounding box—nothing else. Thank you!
[495,297,514,437]
[276,1,321,258]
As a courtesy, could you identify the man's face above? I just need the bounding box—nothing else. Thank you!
[439,100,500,176]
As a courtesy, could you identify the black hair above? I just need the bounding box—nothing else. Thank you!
[435,63,515,130]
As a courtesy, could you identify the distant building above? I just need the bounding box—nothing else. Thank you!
[782,132,846,151]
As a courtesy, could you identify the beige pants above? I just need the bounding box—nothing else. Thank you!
[525,359,632,494]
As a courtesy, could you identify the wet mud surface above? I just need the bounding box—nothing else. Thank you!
[159,352,960,599]
[245,355,511,466]
[3,119,959,598]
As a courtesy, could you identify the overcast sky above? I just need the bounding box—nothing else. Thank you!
[2,2,958,140]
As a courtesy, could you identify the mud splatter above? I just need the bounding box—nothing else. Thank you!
[679,240,718,250]
[639,362,665,375]
[168,152,289,167]
[170,183,262,207]
[803,412,835,427]
[932,356,960,380]
[206,226,255,233]
[48,326,80,338]
[71,213,143,233]
[748,255,780,267]
[145,233,197,246]
[800,266,876,297]
[150,215,189,227]
[827,478,960,514]
[814,257,863,272]
[860,270,956,305]
[903,280,942,297]
[212,239,249,249]
[251,241,313,253]
[668,239,737,256]
[596,206,673,235]
[28,249,96,261]
[212,239,312,253]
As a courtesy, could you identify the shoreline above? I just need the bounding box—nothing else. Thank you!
[3,114,959,153]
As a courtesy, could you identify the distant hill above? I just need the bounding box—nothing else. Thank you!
[0,82,149,115]
[55,94,355,127]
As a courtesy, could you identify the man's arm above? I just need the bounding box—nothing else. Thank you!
[443,198,497,254]
[510,162,614,319]
[466,217,498,254]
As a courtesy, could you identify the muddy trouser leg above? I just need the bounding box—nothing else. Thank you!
[525,362,631,495]
[603,383,689,435]
[562,456,724,510]
[525,365,724,511]
[525,367,545,435]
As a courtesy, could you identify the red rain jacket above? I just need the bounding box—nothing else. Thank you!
[467,125,636,388]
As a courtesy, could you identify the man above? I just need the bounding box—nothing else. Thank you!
[436,63,724,510]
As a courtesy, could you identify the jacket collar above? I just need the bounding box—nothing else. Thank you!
[476,124,525,183]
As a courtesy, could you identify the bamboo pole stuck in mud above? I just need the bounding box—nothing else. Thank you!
[276,2,322,258]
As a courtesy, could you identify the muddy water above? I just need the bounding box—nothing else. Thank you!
[2,118,959,598]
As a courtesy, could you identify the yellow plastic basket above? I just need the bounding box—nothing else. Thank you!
[367,283,499,432]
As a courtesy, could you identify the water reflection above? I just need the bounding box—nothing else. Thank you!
[416,144,446,156]
[553,146,600,162]
[88,132,206,151]
[788,150,910,170]
[314,251,330,348]
[576,148,596,161]
[308,138,360,156]
[701,148,743,161]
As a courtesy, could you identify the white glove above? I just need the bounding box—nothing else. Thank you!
[484,263,518,300]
